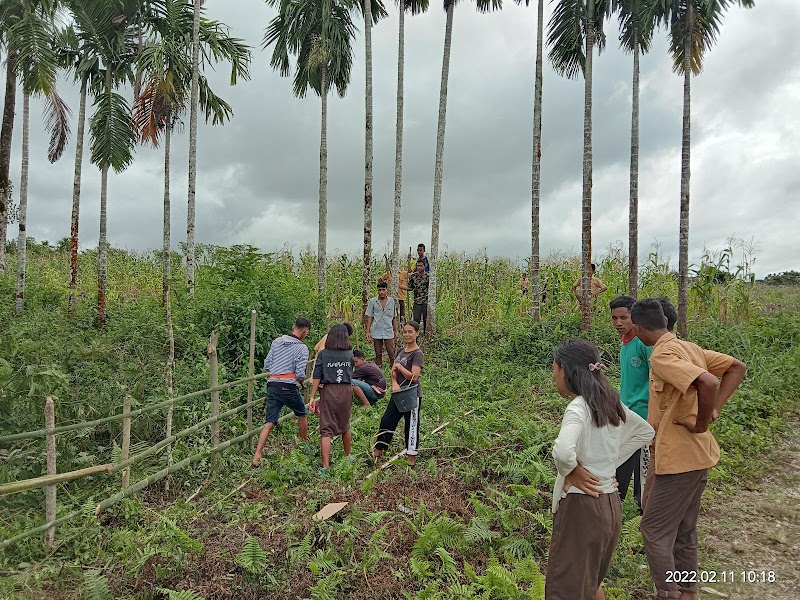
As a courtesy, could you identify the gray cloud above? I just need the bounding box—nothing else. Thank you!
[8,0,799,276]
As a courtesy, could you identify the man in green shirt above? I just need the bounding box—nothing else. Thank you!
[611,295,652,513]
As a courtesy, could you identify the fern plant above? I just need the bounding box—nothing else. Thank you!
[235,536,267,574]
[156,588,205,600]
[81,570,111,600]
[287,530,313,565]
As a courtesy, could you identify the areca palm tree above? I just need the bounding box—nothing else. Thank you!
[3,0,71,313]
[649,0,754,336]
[548,0,610,331]
[185,0,200,297]
[514,0,544,321]
[133,0,250,304]
[390,0,428,301]
[360,0,386,321]
[616,0,653,299]
[427,0,502,336]
[264,0,357,298]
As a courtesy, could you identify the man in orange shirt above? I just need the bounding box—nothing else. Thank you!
[631,299,747,600]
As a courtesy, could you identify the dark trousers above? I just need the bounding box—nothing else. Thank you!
[616,448,643,512]
[372,337,396,369]
[641,469,708,597]
[398,299,406,323]
[375,396,421,456]
[412,302,428,334]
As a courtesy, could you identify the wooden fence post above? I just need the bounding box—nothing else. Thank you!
[247,310,256,446]
[208,330,220,470]
[121,395,131,489]
[44,396,56,548]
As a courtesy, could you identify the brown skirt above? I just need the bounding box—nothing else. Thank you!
[318,383,353,438]
[545,493,622,600]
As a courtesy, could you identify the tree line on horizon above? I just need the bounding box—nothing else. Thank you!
[0,0,754,336]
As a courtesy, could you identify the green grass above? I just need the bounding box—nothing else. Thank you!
[0,244,798,599]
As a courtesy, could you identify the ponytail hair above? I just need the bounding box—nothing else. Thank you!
[553,339,626,427]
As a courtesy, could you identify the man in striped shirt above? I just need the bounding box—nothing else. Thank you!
[251,317,312,468]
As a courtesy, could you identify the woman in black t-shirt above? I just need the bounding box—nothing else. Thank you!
[373,321,424,467]
[310,324,354,475]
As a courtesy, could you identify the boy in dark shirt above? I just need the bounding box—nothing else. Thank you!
[351,349,386,407]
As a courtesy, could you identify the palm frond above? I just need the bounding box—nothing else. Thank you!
[43,88,72,162]
[7,10,58,95]
[89,89,136,172]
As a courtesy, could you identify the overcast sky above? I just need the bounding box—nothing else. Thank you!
[6,0,799,276]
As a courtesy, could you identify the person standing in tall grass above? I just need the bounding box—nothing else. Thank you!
[373,321,424,468]
[402,261,429,336]
[309,324,355,476]
[547,339,654,600]
[610,295,652,513]
[631,299,747,600]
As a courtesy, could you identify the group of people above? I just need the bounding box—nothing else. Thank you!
[246,267,749,600]
[250,314,425,476]
[547,296,747,600]
[519,262,608,306]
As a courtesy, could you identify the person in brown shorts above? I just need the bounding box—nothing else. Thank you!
[309,324,355,476]
[547,339,654,600]
[631,299,746,600]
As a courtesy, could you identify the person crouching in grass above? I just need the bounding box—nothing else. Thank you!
[309,324,355,476]
[351,349,386,408]
[546,339,654,600]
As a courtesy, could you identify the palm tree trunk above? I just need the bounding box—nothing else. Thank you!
[428,0,455,336]
[163,124,172,305]
[0,53,18,275]
[390,4,405,300]
[69,80,88,317]
[580,20,595,332]
[628,38,640,299]
[186,0,203,297]
[361,0,374,323]
[98,163,110,329]
[97,66,113,330]
[676,8,692,338]
[317,64,329,298]
[530,0,544,321]
[15,92,31,315]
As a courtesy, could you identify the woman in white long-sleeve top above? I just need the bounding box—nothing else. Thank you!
[546,339,655,600]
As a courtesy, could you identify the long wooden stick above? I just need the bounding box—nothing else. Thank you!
[0,372,274,443]
[208,331,220,471]
[246,310,257,443]
[165,290,175,492]
[44,397,56,548]
[0,464,113,497]
[120,395,131,489]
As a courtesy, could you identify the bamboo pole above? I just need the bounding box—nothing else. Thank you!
[95,407,302,516]
[165,291,175,492]
[0,372,273,444]
[44,397,56,548]
[120,395,131,489]
[246,310,256,444]
[0,464,113,496]
[0,508,83,551]
[110,397,260,474]
[208,331,220,471]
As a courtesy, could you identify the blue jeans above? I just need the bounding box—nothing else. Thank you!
[352,378,383,402]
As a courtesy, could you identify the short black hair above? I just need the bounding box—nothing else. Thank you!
[294,317,311,330]
[353,349,366,359]
[610,295,636,311]
[656,297,677,332]
[377,280,388,289]
[630,299,667,331]
[325,324,352,350]
[343,322,354,336]
[417,243,426,251]
[590,263,597,271]
[416,260,425,268]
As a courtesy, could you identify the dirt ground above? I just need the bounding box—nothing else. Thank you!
[700,423,800,600]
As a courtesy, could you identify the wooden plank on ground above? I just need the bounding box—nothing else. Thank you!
[313,502,349,521]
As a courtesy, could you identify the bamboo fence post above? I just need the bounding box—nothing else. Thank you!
[44,396,56,548]
[246,310,256,446]
[208,330,220,470]
[121,395,131,489]
[165,291,175,492]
